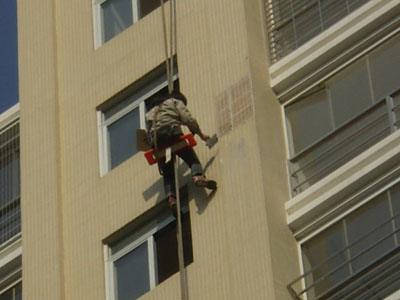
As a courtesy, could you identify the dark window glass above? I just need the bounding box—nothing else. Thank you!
[286,89,333,154]
[0,0,19,114]
[328,59,373,127]
[138,0,163,19]
[346,193,394,272]
[0,282,21,300]
[0,123,21,245]
[369,35,400,101]
[154,212,193,284]
[302,222,349,299]
[15,283,22,300]
[115,242,150,300]
[102,0,133,43]
[109,108,140,169]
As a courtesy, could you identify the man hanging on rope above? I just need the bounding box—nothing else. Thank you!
[146,90,217,212]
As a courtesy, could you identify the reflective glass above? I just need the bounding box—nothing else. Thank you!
[328,59,373,127]
[108,108,140,169]
[286,89,333,154]
[115,242,150,300]
[102,0,133,43]
[369,35,400,102]
[346,193,394,272]
[390,182,400,244]
[302,221,349,299]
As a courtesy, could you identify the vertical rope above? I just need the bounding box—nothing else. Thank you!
[160,0,173,94]
[174,156,189,300]
[160,1,189,299]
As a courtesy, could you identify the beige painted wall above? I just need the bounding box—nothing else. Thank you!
[19,0,297,299]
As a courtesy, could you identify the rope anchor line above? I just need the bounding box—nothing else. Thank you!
[159,1,189,299]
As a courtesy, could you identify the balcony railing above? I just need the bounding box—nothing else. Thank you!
[0,122,21,247]
[288,213,400,300]
[265,0,372,63]
[288,88,400,195]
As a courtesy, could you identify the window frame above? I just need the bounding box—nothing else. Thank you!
[93,0,157,48]
[283,32,400,196]
[97,73,177,176]
[269,0,400,100]
[104,207,188,300]
[295,177,400,299]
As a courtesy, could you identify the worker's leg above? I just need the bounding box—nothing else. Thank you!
[178,149,217,190]
[177,148,203,176]
[159,159,176,198]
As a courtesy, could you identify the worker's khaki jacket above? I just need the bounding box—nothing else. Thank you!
[146,98,196,137]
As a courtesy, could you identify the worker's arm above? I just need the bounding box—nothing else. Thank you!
[175,100,210,141]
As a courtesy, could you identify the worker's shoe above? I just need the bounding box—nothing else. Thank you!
[192,176,217,190]
[167,196,177,217]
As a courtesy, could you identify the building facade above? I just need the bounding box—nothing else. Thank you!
[0,0,398,299]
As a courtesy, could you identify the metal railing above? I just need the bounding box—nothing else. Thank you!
[0,122,21,247]
[265,0,372,64]
[288,213,400,300]
[288,89,400,195]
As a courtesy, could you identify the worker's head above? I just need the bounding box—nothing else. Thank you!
[170,90,187,105]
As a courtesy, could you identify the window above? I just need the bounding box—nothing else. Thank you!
[0,281,22,300]
[0,0,19,114]
[104,209,193,300]
[290,181,400,300]
[93,0,166,46]
[97,70,178,175]
[265,0,372,63]
[0,121,20,246]
[285,34,400,195]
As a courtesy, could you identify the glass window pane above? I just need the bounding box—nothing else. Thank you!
[369,35,400,101]
[389,182,400,243]
[302,221,349,299]
[101,0,133,43]
[0,287,13,300]
[286,89,333,154]
[138,0,162,19]
[115,242,150,300]
[346,193,394,272]
[108,108,140,169]
[154,212,193,284]
[328,59,373,127]
[15,283,22,300]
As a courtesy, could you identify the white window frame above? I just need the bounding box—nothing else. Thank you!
[104,210,183,300]
[97,74,177,176]
[92,0,147,48]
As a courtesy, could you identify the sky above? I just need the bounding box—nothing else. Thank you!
[0,0,19,114]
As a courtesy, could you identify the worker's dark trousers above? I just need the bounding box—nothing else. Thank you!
[155,127,203,198]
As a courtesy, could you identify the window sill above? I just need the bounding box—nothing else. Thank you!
[385,289,400,300]
[285,130,400,239]
[0,103,19,130]
[269,0,400,101]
